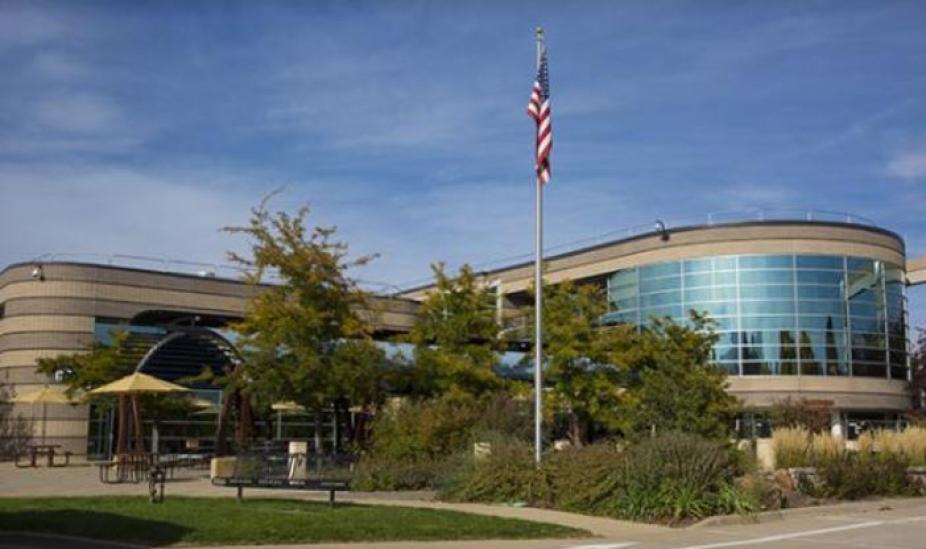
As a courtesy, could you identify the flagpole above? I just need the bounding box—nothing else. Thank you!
[533,26,544,465]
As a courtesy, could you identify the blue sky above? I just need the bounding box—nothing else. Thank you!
[3,1,926,323]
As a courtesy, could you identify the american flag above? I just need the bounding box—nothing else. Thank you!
[527,41,552,185]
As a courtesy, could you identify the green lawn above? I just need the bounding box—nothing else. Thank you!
[0,497,587,546]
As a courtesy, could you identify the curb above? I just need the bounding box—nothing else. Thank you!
[689,496,926,529]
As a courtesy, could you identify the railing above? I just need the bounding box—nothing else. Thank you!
[393,208,880,291]
[27,252,402,295]
[28,208,880,296]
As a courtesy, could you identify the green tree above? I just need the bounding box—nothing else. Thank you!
[621,314,739,440]
[35,331,134,398]
[224,196,386,449]
[405,264,503,400]
[529,280,637,445]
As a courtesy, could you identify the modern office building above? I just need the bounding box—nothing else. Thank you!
[0,261,418,455]
[402,215,926,437]
[2,213,925,454]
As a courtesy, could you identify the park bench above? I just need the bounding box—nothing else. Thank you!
[210,448,353,505]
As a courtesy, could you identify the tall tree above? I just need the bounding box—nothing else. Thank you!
[621,314,740,440]
[527,280,636,445]
[224,196,386,450]
[405,264,503,400]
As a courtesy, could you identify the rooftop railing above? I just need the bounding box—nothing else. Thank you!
[26,208,880,296]
[393,208,880,291]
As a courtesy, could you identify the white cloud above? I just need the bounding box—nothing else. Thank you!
[33,93,123,133]
[887,150,926,180]
[32,51,88,79]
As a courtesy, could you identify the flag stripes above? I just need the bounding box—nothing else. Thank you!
[527,43,552,185]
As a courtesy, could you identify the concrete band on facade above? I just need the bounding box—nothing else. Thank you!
[402,221,906,298]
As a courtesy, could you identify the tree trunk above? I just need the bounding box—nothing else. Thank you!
[215,389,235,456]
[131,394,145,454]
[116,394,128,455]
[567,411,588,447]
[236,393,253,450]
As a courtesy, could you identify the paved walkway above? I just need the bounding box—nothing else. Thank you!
[3,463,926,548]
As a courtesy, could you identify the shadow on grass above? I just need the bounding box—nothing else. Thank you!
[0,510,191,547]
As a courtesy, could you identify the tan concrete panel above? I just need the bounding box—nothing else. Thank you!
[0,263,260,298]
[1,365,52,384]
[908,254,926,286]
[0,315,94,336]
[2,297,236,321]
[0,349,79,368]
[727,376,909,410]
[0,280,248,315]
[0,332,94,353]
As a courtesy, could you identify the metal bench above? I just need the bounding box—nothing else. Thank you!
[211,450,353,505]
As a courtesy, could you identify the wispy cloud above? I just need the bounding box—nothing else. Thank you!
[887,148,926,181]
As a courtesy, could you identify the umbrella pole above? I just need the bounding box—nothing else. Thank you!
[42,402,47,445]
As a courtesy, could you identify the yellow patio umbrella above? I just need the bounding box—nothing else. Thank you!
[90,372,190,455]
[90,372,191,395]
[14,386,80,444]
[271,401,305,412]
[271,401,305,440]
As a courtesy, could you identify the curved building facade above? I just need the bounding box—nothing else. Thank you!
[401,218,917,426]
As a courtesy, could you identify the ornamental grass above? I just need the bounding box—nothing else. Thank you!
[772,427,811,469]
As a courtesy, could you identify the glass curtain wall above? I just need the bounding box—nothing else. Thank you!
[603,254,907,379]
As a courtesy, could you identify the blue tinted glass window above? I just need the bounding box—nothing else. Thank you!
[685,286,737,302]
[739,270,793,285]
[798,301,845,315]
[801,315,847,331]
[640,291,681,307]
[640,262,681,278]
[640,276,681,293]
[642,305,683,320]
[740,316,797,330]
[687,302,737,316]
[740,285,794,300]
[796,256,843,270]
[797,285,843,300]
[739,255,794,269]
[740,301,795,315]
[684,271,737,287]
[610,269,637,286]
[797,270,844,285]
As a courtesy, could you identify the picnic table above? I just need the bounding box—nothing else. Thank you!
[15,444,69,468]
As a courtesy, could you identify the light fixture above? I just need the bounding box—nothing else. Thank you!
[30,264,45,281]
[654,220,669,241]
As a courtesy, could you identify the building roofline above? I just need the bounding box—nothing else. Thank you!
[397,219,905,295]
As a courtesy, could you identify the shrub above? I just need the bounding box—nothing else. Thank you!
[0,384,32,460]
[553,434,740,524]
[813,452,921,500]
[439,437,548,504]
[354,393,531,491]
[772,427,810,468]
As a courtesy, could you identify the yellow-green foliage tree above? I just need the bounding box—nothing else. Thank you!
[533,280,637,446]
[225,196,386,448]
[405,264,504,400]
[621,314,739,440]
[36,331,134,398]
